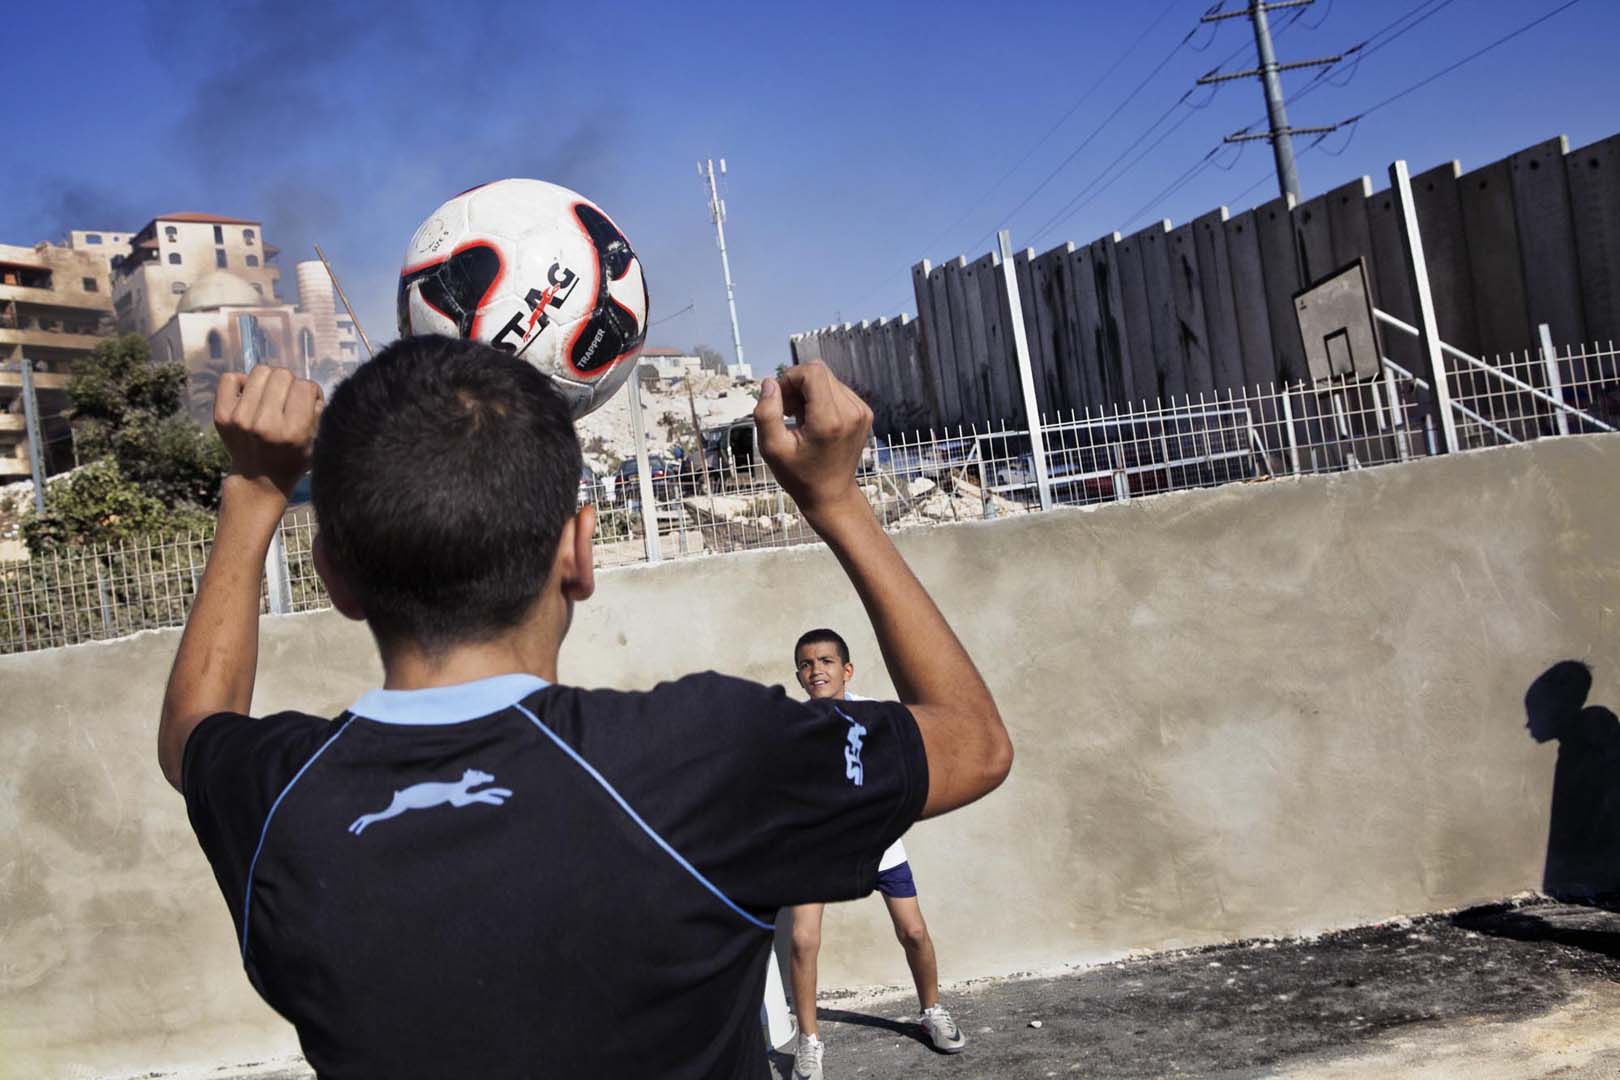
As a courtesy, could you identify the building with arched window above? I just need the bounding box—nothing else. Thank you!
[111,213,281,337]
[145,271,334,423]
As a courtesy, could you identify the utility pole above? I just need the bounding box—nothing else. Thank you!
[698,158,749,378]
[1199,1,1341,203]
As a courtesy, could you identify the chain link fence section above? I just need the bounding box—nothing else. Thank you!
[3,339,1616,655]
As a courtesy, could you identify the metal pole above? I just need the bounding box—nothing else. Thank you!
[702,159,747,376]
[625,372,662,563]
[996,231,1053,512]
[19,356,46,514]
[1250,1,1301,203]
[1538,323,1570,437]
[1279,383,1302,475]
[235,318,294,606]
[1389,159,1460,454]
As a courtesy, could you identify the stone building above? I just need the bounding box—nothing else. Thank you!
[146,271,355,423]
[0,238,119,481]
[112,213,280,339]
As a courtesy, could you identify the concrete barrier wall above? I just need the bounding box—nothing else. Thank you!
[4,435,1618,1077]
[795,131,1620,431]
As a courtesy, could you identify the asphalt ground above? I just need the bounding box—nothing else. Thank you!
[765,898,1620,1079]
[156,898,1620,1079]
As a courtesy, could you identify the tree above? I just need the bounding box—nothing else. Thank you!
[22,334,229,554]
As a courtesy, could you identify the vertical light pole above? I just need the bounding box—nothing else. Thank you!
[19,356,47,514]
[700,158,749,377]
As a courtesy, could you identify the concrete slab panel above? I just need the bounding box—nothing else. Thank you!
[1254,195,1306,383]
[1510,136,1586,347]
[1116,231,1159,404]
[1136,221,1180,400]
[1223,209,1279,390]
[1566,133,1620,346]
[1458,157,1533,356]
[1168,219,1216,399]
[1194,207,1245,395]
[1410,160,1481,357]
[1091,234,1138,409]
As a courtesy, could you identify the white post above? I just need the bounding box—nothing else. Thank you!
[625,373,662,563]
[1389,159,1460,454]
[1279,383,1302,475]
[265,527,293,615]
[996,230,1053,511]
[1538,322,1569,437]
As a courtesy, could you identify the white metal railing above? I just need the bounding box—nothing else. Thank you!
[3,337,1616,656]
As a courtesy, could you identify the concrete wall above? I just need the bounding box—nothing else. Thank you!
[797,131,1620,432]
[3,435,1618,1077]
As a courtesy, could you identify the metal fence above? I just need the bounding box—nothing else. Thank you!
[3,338,1616,655]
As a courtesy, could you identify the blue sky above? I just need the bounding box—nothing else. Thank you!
[6,0,1615,372]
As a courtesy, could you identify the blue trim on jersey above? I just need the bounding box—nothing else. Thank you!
[349,674,551,726]
[513,703,774,933]
[240,717,356,958]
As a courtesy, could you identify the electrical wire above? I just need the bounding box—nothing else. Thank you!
[1337,0,1584,123]
[896,0,1184,270]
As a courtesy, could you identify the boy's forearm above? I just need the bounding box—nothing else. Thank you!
[158,476,286,788]
[807,490,995,716]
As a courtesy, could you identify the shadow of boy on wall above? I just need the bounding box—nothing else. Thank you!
[1525,660,1620,899]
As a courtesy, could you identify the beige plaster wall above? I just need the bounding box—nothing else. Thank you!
[2,435,1616,1077]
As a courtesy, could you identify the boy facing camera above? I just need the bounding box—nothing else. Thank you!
[159,336,1010,1078]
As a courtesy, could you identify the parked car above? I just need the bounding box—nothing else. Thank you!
[614,455,672,507]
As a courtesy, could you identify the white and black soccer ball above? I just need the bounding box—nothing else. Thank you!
[397,178,649,418]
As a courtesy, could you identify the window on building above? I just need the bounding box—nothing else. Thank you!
[207,331,223,361]
[82,277,98,292]
[301,329,315,359]
[245,254,260,267]
[168,252,182,265]
[165,225,178,241]
[213,225,224,243]
[215,249,228,269]
[251,282,263,296]
[244,229,256,244]
[164,340,175,364]
[171,282,187,294]
[86,234,102,245]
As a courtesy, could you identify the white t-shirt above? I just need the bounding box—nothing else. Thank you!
[845,690,909,872]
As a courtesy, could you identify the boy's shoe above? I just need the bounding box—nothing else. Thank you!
[792,1032,824,1080]
[921,1004,966,1053]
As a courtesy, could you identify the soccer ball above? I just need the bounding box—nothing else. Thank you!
[397,178,649,418]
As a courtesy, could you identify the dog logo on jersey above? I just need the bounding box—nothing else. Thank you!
[837,708,866,788]
[347,768,513,836]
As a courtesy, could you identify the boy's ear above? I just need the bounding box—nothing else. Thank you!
[557,505,596,603]
[313,533,366,622]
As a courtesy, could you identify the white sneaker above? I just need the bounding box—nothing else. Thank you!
[792,1032,824,1080]
[921,1003,966,1053]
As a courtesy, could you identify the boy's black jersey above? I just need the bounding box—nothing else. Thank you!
[182,672,928,1079]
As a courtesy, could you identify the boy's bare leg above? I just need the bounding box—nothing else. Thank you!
[789,902,826,1037]
[883,895,940,1011]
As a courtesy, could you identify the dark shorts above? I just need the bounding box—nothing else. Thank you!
[875,859,918,899]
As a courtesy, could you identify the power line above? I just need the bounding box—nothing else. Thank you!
[898,0,1184,268]
[961,9,1209,255]
[1336,0,1584,123]
[1127,0,1464,227]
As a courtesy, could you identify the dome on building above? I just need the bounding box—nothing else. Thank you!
[176,271,263,313]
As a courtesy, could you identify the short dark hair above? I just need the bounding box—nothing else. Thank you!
[312,334,582,651]
[795,628,850,664]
